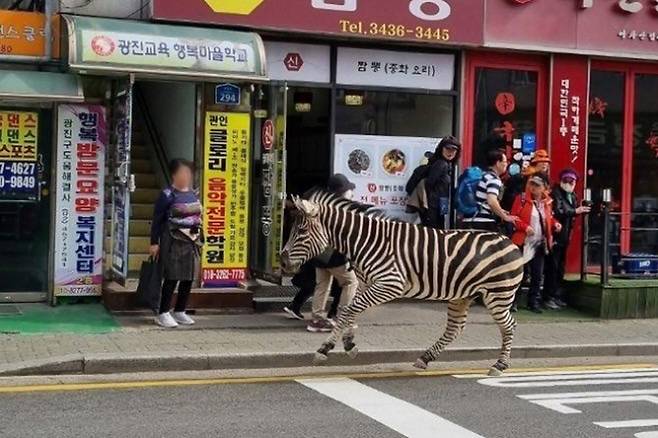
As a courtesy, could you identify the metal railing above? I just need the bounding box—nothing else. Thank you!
[133,85,171,186]
[582,189,658,285]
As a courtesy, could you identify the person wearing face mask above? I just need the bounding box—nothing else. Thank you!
[543,169,591,309]
[306,174,359,333]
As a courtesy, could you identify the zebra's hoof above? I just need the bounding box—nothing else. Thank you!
[413,358,428,370]
[487,367,504,377]
[346,346,359,359]
[313,352,328,365]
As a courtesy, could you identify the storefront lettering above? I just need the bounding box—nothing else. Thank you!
[581,0,658,12]
[314,0,452,20]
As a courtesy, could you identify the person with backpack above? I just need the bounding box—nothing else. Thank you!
[461,149,517,231]
[510,172,562,313]
[406,137,460,229]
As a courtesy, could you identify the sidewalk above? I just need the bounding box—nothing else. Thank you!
[1,302,657,376]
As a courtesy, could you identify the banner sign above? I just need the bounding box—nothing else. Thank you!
[0,11,46,57]
[336,47,455,90]
[265,41,331,83]
[152,0,484,47]
[549,55,589,274]
[110,82,133,285]
[486,0,658,59]
[334,134,438,219]
[54,104,107,297]
[0,111,39,201]
[202,112,251,287]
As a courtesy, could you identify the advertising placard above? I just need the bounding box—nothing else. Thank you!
[152,0,484,47]
[334,134,439,219]
[0,111,39,201]
[54,104,107,296]
[0,10,47,57]
[202,112,251,287]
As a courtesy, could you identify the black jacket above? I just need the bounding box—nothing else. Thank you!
[425,157,455,213]
[551,185,579,247]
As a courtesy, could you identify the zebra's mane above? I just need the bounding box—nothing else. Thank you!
[303,187,393,221]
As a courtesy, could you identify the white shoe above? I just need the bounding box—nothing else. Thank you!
[172,311,195,325]
[156,312,178,328]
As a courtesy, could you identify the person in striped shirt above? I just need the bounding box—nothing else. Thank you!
[463,149,518,231]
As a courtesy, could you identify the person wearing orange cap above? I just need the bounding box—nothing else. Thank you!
[529,149,551,176]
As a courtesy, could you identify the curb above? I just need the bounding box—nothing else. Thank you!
[1,343,658,377]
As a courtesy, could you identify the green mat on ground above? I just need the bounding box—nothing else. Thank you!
[0,303,119,334]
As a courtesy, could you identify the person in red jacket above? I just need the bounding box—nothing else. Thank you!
[511,172,562,313]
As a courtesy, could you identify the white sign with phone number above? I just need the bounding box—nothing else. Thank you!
[334,134,439,220]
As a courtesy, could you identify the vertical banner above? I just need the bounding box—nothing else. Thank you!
[110,82,133,285]
[54,105,107,296]
[0,111,39,201]
[202,112,251,287]
[549,54,589,273]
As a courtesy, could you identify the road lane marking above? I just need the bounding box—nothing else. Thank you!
[0,363,654,394]
[636,432,658,437]
[453,365,658,379]
[595,420,658,428]
[477,370,658,388]
[520,389,658,400]
[297,377,485,438]
[525,395,658,414]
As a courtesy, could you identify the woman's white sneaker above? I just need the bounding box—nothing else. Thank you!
[156,312,178,328]
[173,311,195,325]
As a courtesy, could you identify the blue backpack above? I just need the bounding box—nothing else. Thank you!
[456,167,484,217]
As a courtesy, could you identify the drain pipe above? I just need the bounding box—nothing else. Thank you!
[43,0,55,62]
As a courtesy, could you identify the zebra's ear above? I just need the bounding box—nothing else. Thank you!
[294,199,320,217]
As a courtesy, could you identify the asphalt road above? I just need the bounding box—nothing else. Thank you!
[1,364,658,438]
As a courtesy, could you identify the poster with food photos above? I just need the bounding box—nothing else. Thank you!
[334,134,439,219]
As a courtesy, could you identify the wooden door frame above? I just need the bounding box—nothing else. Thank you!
[462,51,550,166]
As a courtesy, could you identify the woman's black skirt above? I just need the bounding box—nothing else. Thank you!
[160,226,200,282]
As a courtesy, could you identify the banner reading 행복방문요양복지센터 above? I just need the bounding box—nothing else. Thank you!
[202,112,251,287]
[54,104,107,296]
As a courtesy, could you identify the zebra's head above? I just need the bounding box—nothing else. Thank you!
[280,195,330,275]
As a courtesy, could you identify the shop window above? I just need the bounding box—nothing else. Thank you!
[0,0,44,11]
[471,68,538,168]
[335,89,454,138]
[631,74,658,254]
[586,70,625,264]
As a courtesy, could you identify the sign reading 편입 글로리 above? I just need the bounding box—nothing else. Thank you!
[54,104,107,297]
[202,112,251,287]
[336,47,455,90]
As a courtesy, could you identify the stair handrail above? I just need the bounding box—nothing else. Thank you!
[134,85,171,186]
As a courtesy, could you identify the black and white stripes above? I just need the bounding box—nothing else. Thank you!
[280,190,524,376]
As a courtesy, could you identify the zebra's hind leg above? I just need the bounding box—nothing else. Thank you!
[414,298,473,370]
[482,290,517,376]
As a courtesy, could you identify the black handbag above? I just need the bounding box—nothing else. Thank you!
[136,257,162,313]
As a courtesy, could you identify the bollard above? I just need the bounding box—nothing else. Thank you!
[600,189,612,286]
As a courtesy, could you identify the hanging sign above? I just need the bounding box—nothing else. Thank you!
[214,83,241,105]
[336,47,455,90]
[0,111,39,201]
[54,104,107,297]
[202,112,251,287]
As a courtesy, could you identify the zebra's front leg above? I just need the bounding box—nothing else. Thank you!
[414,298,472,370]
[483,291,517,376]
[313,282,400,365]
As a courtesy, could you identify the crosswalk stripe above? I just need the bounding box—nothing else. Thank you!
[520,389,658,400]
[297,377,485,438]
[594,420,658,428]
[453,366,658,379]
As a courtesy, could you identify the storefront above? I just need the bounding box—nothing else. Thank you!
[467,0,658,273]
[151,0,484,283]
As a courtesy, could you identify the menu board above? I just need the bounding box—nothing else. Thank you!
[334,134,439,219]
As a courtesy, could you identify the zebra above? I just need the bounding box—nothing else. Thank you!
[279,190,526,376]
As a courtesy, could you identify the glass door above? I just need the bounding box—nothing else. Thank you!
[0,108,52,298]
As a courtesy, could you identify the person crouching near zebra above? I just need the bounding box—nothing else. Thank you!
[510,172,562,314]
[149,159,202,328]
[306,174,359,333]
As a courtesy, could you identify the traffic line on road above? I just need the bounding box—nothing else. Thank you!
[453,365,658,379]
[477,370,658,388]
[297,377,485,438]
[594,420,658,428]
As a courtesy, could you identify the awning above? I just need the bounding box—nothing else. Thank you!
[0,70,84,102]
[64,15,267,82]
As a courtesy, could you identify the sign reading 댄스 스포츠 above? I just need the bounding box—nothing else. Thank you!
[202,112,251,287]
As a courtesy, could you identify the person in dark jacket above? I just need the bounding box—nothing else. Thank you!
[424,136,461,229]
[283,263,342,321]
[543,169,591,308]
[149,159,202,328]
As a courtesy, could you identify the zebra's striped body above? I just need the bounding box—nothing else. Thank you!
[281,191,525,375]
